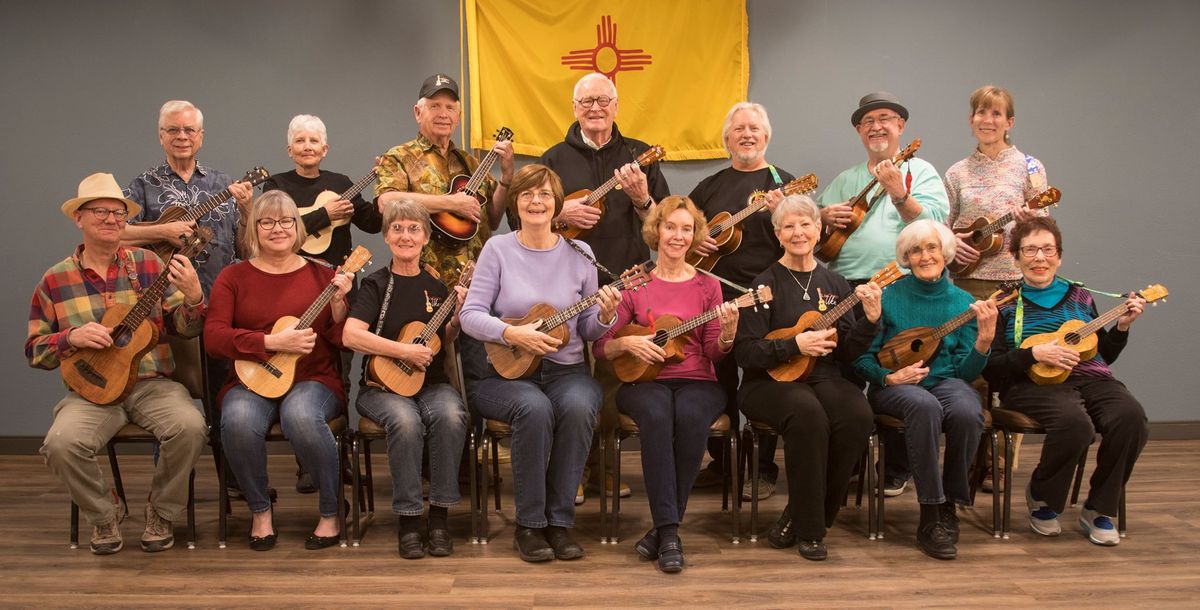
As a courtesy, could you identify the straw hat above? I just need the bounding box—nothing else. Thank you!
[60,172,141,220]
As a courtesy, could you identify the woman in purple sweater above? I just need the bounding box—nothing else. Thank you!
[594,196,739,573]
[459,164,620,563]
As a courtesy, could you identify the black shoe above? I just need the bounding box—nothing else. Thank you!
[657,538,685,573]
[544,526,584,560]
[768,510,796,549]
[398,530,425,559]
[692,463,724,489]
[304,533,340,550]
[427,526,453,557]
[634,529,659,560]
[917,521,957,560]
[248,530,277,551]
[798,539,827,561]
[939,502,960,544]
[296,469,316,494]
[513,526,554,562]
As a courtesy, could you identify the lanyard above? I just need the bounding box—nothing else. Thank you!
[767,165,783,187]
[1013,276,1126,343]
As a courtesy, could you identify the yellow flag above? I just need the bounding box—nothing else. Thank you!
[464,0,748,161]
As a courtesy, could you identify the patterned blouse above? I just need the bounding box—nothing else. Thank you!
[944,146,1048,281]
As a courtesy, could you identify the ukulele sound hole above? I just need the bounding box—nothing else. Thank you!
[909,339,924,352]
[111,325,133,348]
[653,330,670,346]
[1064,333,1082,345]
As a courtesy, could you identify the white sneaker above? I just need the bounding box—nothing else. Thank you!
[1026,482,1061,536]
[1079,507,1120,546]
[883,478,907,497]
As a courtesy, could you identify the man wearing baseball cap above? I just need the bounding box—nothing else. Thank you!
[375,73,514,286]
[27,173,207,555]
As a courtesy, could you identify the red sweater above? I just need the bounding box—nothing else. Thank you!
[205,259,346,406]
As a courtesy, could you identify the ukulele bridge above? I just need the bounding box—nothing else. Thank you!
[257,361,283,378]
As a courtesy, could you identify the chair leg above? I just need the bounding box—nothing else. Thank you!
[1119,485,1127,537]
[1069,445,1089,508]
[749,426,760,542]
[106,444,128,512]
[363,438,376,515]
[728,431,739,544]
[479,434,491,544]
[337,433,348,548]
[1002,430,1015,540]
[491,436,502,512]
[876,432,886,540]
[866,435,876,540]
[991,429,1000,539]
[466,431,480,544]
[350,433,363,547]
[612,433,623,544]
[599,431,609,543]
[720,432,730,513]
[187,469,196,549]
[70,501,80,549]
[217,445,228,549]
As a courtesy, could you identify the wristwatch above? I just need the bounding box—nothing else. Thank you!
[635,197,653,210]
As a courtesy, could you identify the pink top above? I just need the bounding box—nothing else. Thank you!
[594,272,728,381]
[944,146,1048,280]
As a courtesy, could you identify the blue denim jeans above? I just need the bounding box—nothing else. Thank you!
[220,381,343,516]
[468,361,600,528]
[869,378,982,506]
[356,384,467,515]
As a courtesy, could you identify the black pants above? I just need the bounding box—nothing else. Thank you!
[708,357,778,479]
[1001,377,1147,516]
[618,379,725,528]
[740,377,874,540]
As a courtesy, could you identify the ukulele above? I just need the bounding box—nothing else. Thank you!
[556,145,667,240]
[61,229,213,405]
[949,187,1061,276]
[368,261,475,396]
[431,127,514,242]
[765,261,903,382]
[876,282,1020,371]
[1021,284,1167,385]
[297,169,379,255]
[485,263,655,379]
[138,167,271,263]
[687,174,819,271]
[612,286,773,383]
[235,246,373,398]
[817,140,921,262]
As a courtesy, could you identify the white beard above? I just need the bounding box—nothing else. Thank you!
[733,150,763,165]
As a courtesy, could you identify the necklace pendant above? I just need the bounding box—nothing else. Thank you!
[803,291,811,301]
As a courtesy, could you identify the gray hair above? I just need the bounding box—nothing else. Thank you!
[242,190,308,258]
[287,114,327,146]
[572,73,617,100]
[158,100,203,129]
[416,96,460,112]
[770,194,820,230]
[895,219,956,268]
[722,102,772,153]
[382,198,431,237]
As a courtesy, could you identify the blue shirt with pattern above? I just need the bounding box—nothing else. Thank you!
[124,161,239,295]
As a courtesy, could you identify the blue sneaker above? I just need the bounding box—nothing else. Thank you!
[1079,507,1120,546]
[1026,482,1061,536]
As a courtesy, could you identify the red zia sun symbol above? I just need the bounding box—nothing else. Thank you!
[561,15,652,84]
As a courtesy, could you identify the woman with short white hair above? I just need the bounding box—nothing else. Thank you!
[854,219,997,561]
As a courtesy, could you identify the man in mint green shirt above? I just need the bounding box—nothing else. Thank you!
[818,92,949,282]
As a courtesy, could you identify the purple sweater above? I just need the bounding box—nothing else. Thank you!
[460,232,612,366]
[594,272,728,381]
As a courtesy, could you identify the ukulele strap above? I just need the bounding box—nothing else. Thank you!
[564,237,618,281]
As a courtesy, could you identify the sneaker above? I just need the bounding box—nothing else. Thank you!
[140,504,174,552]
[575,481,586,505]
[767,510,796,549]
[798,539,827,561]
[917,521,957,560]
[884,477,908,497]
[741,475,777,502]
[90,520,123,555]
[981,471,1005,494]
[938,502,960,544]
[1079,507,1120,546]
[604,472,631,498]
[1026,482,1061,536]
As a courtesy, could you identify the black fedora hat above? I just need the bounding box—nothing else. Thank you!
[850,91,909,126]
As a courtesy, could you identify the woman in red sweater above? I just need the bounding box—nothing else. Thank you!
[205,190,351,551]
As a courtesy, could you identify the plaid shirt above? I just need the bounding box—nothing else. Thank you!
[26,245,206,380]
[376,134,495,286]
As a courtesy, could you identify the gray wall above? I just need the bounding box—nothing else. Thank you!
[2,0,1195,437]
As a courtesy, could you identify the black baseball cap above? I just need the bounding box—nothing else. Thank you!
[419,74,459,101]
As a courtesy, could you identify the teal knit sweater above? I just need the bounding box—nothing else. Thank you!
[854,270,989,388]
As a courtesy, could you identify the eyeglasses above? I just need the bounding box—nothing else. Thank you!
[1019,245,1059,259]
[517,189,555,202]
[79,206,129,222]
[256,217,297,230]
[575,96,615,109]
[858,114,901,129]
[160,126,201,137]
[906,243,941,258]
[388,223,426,235]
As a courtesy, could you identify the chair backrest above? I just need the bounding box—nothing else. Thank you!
[165,334,207,402]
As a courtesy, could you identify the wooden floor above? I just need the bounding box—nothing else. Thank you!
[1,440,1198,608]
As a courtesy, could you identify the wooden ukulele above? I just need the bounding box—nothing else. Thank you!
[235,246,372,398]
[876,282,1020,371]
[556,145,666,240]
[431,127,514,243]
[368,261,475,396]
[297,169,379,255]
[138,167,270,263]
[60,230,213,405]
[485,263,655,379]
[765,261,903,382]
[816,140,921,262]
[612,285,773,383]
[949,187,1061,276]
[687,174,819,271]
[1021,284,1167,385]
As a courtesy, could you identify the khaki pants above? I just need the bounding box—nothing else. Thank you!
[40,378,206,525]
[954,277,1022,472]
